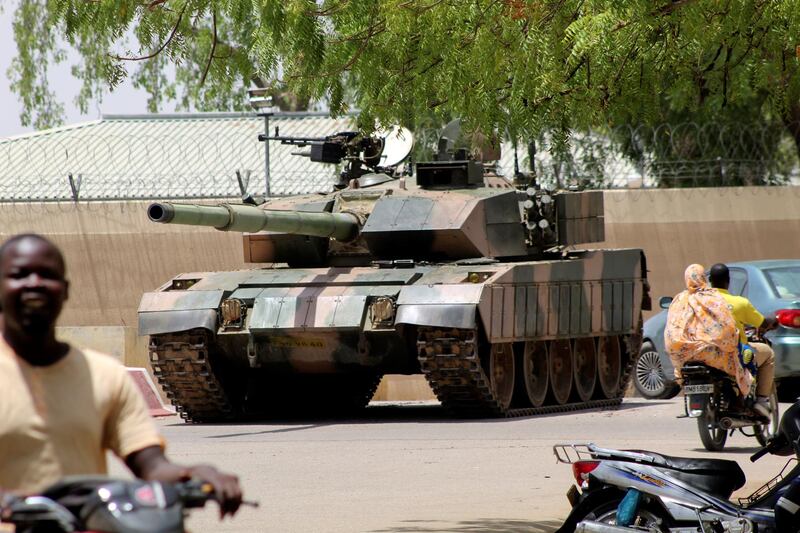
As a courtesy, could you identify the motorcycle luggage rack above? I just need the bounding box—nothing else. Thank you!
[738,458,798,507]
[553,443,594,464]
[553,443,666,466]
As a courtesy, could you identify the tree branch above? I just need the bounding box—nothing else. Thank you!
[199,6,217,85]
[611,31,641,87]
[305,0,350,17]
[113,2,187,61]
[654,0,697,17]
[399,0,446,14]
[290,13,385,79]
[146,0,169,11]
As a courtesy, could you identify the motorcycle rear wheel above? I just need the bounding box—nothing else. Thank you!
[697,398,727,451]
[755,390,780,447]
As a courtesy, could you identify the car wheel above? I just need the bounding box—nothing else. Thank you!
[633,341,680,400]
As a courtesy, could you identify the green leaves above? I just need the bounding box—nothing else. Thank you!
[8,0,800,145]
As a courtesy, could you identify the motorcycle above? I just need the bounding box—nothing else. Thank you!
[679,329,779,451]
[0,477,256,533]
[552,402,800,533]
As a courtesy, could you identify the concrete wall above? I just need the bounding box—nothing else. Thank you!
[598,186,800,318]
[0,200,250,328]
[2,187,798,400]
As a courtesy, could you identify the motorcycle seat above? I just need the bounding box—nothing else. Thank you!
[632,451,746,499]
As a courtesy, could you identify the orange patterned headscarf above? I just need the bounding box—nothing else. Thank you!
[665,264,751,395]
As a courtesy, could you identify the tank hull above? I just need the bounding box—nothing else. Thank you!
[139,248,647,421]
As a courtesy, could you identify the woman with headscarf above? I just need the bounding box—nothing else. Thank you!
[665,263,751,396]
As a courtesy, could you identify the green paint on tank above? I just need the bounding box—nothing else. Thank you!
[139,125,649,421]
[148,202,360,241]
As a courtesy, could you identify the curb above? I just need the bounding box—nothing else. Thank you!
[127,367,176,418]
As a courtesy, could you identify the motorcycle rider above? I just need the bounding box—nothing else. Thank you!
[665,264,750,396]
[708,263,778,418]
[0,234,242,517]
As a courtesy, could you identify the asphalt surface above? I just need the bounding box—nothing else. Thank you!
[109,397,794,532]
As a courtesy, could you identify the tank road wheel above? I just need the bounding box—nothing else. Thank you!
[596,336,622,399]
[489,343,515,411]
[515,341,549,407]
[572,338,598,402]
[549,340,573,405]
[417,327,517,416]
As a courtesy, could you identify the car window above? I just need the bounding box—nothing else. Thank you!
[764,266,800,299]
[728,268,747,296]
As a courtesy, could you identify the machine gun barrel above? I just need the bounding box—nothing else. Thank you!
[147,202,360,241]
[257,134,328,145]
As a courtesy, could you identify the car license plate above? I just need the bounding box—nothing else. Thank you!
[684,384,714,394]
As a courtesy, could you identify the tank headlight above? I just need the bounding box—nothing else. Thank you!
[220,298,246,328]
[465,272,494,283]
[369,296,395,327]
[169,278,199,291]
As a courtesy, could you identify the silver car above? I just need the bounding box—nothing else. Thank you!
[635,260,800,400]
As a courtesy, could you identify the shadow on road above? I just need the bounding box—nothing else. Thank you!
[163,397,674,433]
[368,518,562,532]
[689,446,764,454]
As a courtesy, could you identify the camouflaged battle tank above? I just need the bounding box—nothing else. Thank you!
[138,125,651,421]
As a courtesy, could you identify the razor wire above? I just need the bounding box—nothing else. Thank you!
[0,118,798,202]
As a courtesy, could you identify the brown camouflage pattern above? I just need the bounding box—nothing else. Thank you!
[139,171,648,420]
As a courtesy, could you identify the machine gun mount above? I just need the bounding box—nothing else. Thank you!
[259,126,413,189]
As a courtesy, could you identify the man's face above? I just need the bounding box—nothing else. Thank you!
[0,238,69,335]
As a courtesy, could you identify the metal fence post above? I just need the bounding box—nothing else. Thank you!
[262,112,273,198]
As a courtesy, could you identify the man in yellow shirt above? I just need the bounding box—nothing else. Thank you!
[709,263,778,417]
[0,234,242,517]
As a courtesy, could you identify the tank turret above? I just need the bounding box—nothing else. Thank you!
[139,122,650,422]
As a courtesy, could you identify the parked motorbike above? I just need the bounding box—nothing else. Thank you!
[679,329,779,451]
[552,402,800,533]
[0,477,256,533]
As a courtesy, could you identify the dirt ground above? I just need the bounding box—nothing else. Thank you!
[109,397,792,532]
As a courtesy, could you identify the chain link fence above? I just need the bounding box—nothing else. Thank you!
[1,115,797,202]
[514,122,800,190]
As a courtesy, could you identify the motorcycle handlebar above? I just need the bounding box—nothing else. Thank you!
[1,479,259,524]
[750,447,770,462]
[751,434,789,462]
[177,479,259,509]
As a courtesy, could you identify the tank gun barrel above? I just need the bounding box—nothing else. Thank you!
[148,202,360,241]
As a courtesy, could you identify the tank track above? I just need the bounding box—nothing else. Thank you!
[619,323,641,402]
[417,327,637,418]
[149,330,234,423]
[351,374,385,409]
[417,328,504,416]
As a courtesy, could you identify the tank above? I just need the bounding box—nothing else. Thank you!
[138,125,651,421]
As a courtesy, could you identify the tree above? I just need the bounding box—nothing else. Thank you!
[10,0,800,149]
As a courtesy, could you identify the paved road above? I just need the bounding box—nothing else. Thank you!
[110,398,792,532]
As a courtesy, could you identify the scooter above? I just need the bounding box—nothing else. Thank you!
[0,476,257,533]
[552,403,800,533]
